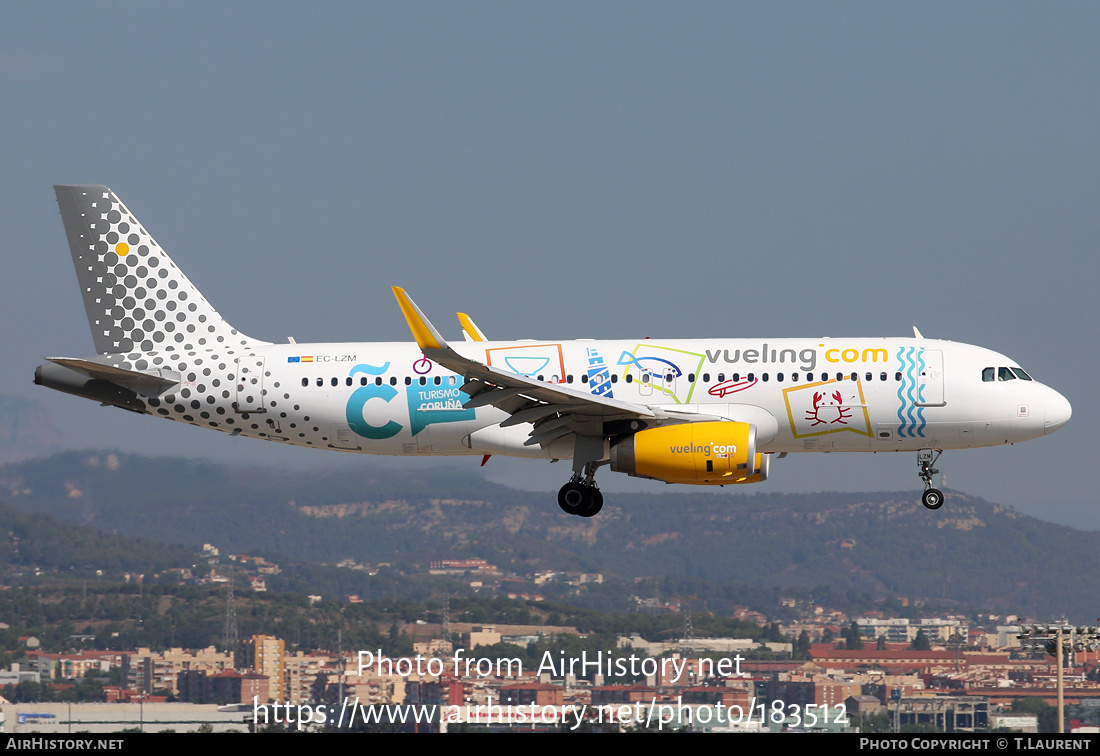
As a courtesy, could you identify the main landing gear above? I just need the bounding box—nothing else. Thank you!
[558,436,606,517]
[558,476,603,518]
[917,448,944,510]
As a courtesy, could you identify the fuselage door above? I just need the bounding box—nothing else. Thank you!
[235,356,266,413]
[661,370,678,401]
[915,350,945,407]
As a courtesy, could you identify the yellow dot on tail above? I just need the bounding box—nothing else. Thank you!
[116,242,129,257]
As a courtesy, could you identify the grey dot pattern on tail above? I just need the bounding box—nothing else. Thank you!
[56,185,260,356]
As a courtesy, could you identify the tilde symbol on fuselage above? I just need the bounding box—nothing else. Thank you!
[806,390,851,427]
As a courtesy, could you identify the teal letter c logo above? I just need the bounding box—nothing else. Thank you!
[345,363,402,440]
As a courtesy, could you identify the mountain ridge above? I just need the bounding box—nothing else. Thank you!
[0,450,1092,618]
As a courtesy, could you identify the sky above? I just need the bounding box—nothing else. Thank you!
[2,3,1097,527]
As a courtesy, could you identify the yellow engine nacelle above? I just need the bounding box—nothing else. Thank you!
[736,452,770,485]
[610,421,766,485]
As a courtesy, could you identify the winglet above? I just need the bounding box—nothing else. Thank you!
[913,326,925,339]
[392,287,445,350]
[457,312,487,342]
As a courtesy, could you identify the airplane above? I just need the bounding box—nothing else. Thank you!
[37,185,1072,517]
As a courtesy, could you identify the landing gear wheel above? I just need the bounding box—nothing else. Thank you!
[557,482,603,517]
[916,449,944,512]
[922,488,944,510]
[578,488,603,518]
[558,482,588,515]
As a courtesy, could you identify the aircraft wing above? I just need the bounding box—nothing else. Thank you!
[392,288,714,448]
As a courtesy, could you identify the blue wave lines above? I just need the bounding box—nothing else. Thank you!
[895,348,926,438]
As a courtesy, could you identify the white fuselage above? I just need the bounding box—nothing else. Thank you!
[144,336,1069,459]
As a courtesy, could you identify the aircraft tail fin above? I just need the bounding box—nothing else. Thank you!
[54,185,261,355]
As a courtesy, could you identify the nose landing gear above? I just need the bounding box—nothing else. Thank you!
[918,449,944,510]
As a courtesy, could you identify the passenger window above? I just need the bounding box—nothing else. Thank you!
[762,373,769,382]
[537,375,544,382]
[625,374,633,383]
[776,373,783,383]
[581,374,589,383]
[346,377,352,387]
[747,373,755,382]
[865,373,872,382]
[851,373,858,381]
[703,373,710,382]
[567,375,574,384]
[895,373,902,382]
[611,374,618,384]
[807,374,814,382]
[434,376,441,385]
[405,377,411,386]
[419,376,427,385]
[316,377,323,387]
[982,367,995,382]
[791,373,798,382]
[998,367,1016,381]
[733,373,740,382]
[718,373,725,382]
[390,377,397,386]
[687,373,695,382]
[373,377,380,386]
[880,372,887,382]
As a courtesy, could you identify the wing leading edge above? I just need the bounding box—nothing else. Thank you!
[390,287,684,450]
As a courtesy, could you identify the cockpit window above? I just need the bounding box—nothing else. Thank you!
[1011,368,1033,381]
[982,367,995,382]
[998,367,1016,381]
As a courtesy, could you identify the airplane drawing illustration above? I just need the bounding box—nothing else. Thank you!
[37,186,1072,517]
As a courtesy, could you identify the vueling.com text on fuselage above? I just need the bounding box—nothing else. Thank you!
[704,344,892,373]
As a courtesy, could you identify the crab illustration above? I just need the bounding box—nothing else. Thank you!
[806,390,851,427]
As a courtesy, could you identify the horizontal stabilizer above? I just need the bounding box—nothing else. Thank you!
[46,358,180,393]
